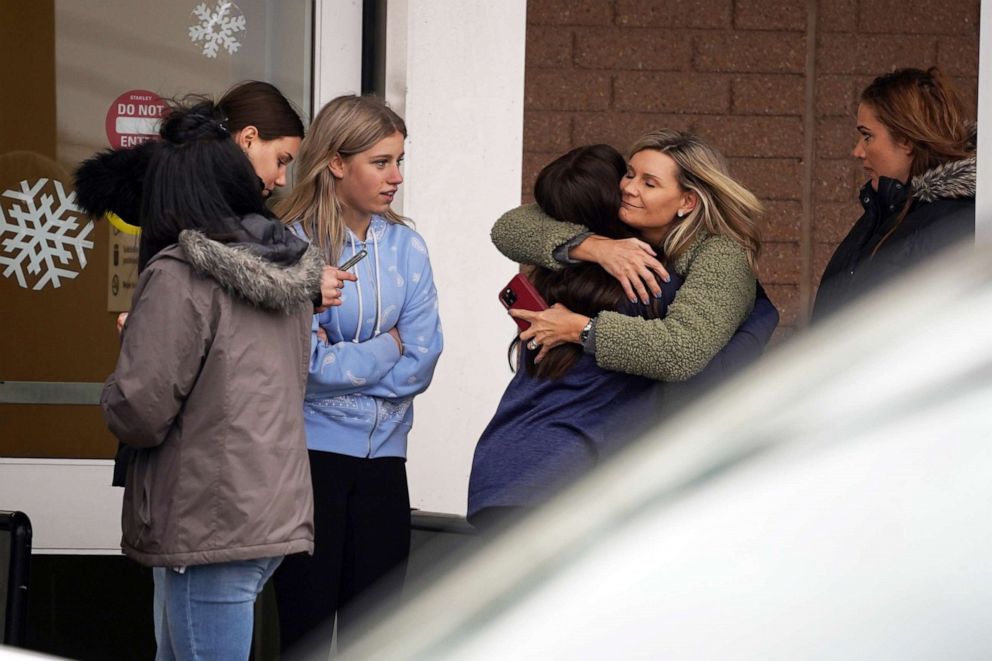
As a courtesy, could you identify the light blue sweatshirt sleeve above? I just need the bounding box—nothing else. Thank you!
[361,242,443,399]
[306,315,402,399]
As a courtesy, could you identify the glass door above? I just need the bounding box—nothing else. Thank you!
[0,0,313,459]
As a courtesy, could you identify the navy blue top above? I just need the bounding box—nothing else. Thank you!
[467,276,778,522]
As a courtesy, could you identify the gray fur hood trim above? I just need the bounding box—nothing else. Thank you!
[178,230,323,314]
[912,155,976,204]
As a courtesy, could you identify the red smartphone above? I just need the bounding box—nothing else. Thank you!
[499,273,548,331]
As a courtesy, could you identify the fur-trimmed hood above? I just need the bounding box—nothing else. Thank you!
[912,154,976,204]
[165,227,323,314]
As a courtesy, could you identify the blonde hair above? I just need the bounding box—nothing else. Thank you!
[628,129,762,270]
[275,95,407,263]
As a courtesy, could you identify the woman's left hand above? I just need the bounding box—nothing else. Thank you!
[510,304,590,363]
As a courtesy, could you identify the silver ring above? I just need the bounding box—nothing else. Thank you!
[527,339,539,351]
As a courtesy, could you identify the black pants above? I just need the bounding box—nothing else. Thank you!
[273,450,411,655]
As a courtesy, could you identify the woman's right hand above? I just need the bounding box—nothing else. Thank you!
[315,266,358,312]
[572,235,670,304]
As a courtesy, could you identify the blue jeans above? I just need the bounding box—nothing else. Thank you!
[153,557,283,661]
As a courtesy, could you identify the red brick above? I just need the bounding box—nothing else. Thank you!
[816,35,937,74]
[812,241,839,290]
[814,158,860,202]
[528,0,613,26]
[813,201,860,243]
[614,72,730,114]
[574,28,692,71]
[761,200,803,242]
[734,0,806,31]
[573,112,693,151]
[694,115,804,158]
[732,74,806,116]
[858,0,979,34]
[757,241,801,284]
[524,111,573,153]
[695,32,806,73]
[521,151,560,193]
[526,26,573,68]
[952,77,979,118]
[815,75,859,117]
[937,38,981,77]
[763,283,801,325]
[525,69,612,111]
[728,157,804,200]
[816,117,855,159]
[818,0,857,32]
[616,0,732,28]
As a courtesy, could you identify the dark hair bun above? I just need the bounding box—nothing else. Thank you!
[160,99,230,145]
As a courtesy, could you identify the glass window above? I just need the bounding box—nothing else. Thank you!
[0,1,313,458]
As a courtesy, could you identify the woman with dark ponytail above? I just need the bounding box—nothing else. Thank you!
[217,80,305,199]
[79,98,323,660]
[812,67,976,321]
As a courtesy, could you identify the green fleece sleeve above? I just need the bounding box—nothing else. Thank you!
[593,236,756,381]
[491,203,588,271]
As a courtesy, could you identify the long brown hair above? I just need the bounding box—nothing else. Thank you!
[217,81,304,140]
[275,95,407,262]
[627,130,763,271]
[860,67,974,251]
[525,145,662,380]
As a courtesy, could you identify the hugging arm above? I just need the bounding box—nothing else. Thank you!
[695,282,779,379]
[491,203,586,271]
[492,204,669,302]
[593,236,756,381]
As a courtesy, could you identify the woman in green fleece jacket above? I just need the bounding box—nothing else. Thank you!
[495,129,762,382]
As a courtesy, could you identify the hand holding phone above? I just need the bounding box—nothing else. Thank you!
[499,273,548,332]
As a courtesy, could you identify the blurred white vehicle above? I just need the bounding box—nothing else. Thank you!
[343,239,992,661]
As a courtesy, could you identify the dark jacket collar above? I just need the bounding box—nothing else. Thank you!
[859,152,976,213]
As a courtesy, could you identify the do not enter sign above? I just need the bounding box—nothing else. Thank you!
[105,90,168,149]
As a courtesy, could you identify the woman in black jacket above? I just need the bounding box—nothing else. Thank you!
[812,67,975,322]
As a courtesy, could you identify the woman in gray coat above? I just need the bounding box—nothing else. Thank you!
[82,99,323,661]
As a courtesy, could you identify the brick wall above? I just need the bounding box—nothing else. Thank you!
[522,0,980,340]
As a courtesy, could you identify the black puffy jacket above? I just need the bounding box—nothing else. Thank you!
[812,155,975,323]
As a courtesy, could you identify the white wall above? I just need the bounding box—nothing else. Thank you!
[978,0,991,245]
[312,0,363,110]
[384,1,528,514]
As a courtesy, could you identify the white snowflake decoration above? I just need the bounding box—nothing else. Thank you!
[189,1,246,58]
[0,179,94,291]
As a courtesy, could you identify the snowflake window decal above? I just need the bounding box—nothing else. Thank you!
[0,179,94,291]
[189,1,246,59]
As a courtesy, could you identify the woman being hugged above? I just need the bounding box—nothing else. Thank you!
[494,129,763,382]
[86,98,322,660]
[812,67,975,321]
[272,95,443,652]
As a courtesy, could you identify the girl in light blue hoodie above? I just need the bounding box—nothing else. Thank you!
[272,95,443,653]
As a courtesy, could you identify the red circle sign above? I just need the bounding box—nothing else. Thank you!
[105,90,168,149]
